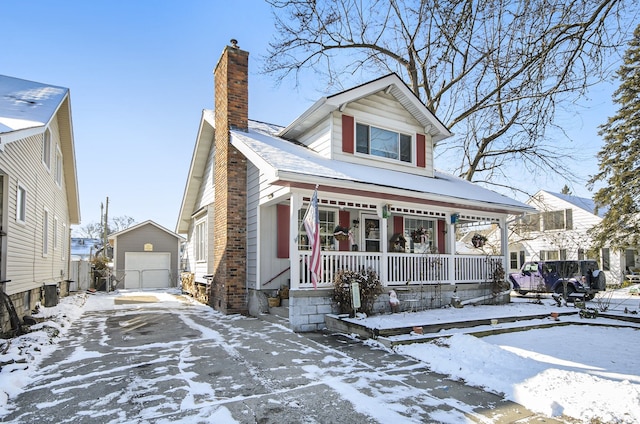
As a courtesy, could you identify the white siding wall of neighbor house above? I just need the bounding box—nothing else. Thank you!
[515,191,624,283]
[3,119,71,295]
[332,92,435,177]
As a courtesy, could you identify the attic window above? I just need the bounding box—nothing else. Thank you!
[356,123,411,163]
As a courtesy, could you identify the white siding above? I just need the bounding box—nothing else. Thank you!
[512,191,624,284]
[297,119,332,157]
[331,91,435,177]
[2,116,71,295]
[246,163,259,289]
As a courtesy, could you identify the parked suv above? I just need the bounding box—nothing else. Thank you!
[509,260,606,299]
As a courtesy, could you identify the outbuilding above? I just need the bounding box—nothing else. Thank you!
[109,221,184,289]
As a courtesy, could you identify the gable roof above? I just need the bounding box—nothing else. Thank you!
[279,73,452,143]
[0,75,80,224]
[0,75,68,136]
[109,220,184,241]
[535,190,607,218]
[230,122,532,214]
[176,110,215,233]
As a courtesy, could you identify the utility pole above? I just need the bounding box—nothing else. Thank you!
[102,197,109,292]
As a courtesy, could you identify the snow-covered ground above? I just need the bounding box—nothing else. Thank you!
[1,287,639,423]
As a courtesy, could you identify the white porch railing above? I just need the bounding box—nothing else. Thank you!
[297,251,502,289]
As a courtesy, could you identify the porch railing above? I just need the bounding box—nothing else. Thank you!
[297,251,502,289]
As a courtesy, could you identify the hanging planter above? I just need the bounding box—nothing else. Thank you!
[333,226,350,241]
[472,233,488,248]
[410,227,430,244]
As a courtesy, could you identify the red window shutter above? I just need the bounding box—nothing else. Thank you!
[338,210,350,251]
[342,115,354,154]
[277,204,289,258]
[437,220,445,253]
[393,216,404,235]
[416,133,426,168]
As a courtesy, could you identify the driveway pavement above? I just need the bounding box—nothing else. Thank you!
[1,292,567,423]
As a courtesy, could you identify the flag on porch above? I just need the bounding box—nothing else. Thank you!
[303,188,322,289]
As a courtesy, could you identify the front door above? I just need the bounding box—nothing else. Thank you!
[362,215,380,252]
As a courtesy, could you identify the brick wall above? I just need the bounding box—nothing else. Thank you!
[211,44,249,315]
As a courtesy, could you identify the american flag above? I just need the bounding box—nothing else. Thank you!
[303,188,321,289]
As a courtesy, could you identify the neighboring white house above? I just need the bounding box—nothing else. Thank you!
[0,75,80,332]
[176,43,534,332]
[508,190,630,285]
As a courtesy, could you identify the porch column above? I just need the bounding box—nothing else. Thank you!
[448,214,456,285]
[499,217,509,278]
[380,211,388,286]
[289,193,302,290]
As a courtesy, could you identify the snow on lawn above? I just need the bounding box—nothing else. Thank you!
[1,286,640,423]
[387,288,640,424]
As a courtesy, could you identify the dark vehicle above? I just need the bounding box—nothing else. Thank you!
[509,260,606,299]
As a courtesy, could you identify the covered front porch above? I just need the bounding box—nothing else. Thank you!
[285,192,509,290]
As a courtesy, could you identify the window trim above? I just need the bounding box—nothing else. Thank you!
[16,182,26,223]
[42,128,52,171]
[194,219,207,262]
[55,147,63,186]
[43,208,49,257]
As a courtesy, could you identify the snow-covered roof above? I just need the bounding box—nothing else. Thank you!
[231,121,533,214]
[0,75,68,134]
[279,73,451,143]
[542,191,607,218]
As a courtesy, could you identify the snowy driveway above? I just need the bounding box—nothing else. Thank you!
[0,292,561,423]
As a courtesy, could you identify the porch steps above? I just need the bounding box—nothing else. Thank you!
[325,311,580,348]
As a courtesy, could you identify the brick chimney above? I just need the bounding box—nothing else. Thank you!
[211,40,248,314]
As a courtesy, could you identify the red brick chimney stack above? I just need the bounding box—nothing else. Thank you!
[211,40,249,314]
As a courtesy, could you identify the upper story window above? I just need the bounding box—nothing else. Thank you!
[520,209,572,232]
[43,128,52,170]
[356,123,412,163]
[16,183,26,223]
[55,148,63,186]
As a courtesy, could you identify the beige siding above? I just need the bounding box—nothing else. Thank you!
[331,91,435,177]
[2,118,71,295]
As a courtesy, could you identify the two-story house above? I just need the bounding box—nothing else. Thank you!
[0,75,80,333]
[508,190,627,285]
[177,42,533,332]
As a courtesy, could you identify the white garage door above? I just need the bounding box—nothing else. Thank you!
[124,252,171,289]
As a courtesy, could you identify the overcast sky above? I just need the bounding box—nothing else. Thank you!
[1,1,620,235]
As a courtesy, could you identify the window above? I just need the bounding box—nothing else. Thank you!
[510,252,519,270]
[43,209,49,256]
[298,208,336,250]
[53,217,59,250]
[540,250,559,261]
[521,213,540,232]
[62,223,67,260]
[16,183,26,223]
[542,209,572,231]
[43,128,51,170]
[195,220,207,261]
[55,149,63,186]
[602,248,610,271]
[356,123,412,163]
[404,218,435,252]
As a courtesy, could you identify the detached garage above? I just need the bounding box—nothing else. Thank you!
[109,221,184,290]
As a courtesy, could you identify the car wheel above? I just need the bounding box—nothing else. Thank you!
[554,283,575,298]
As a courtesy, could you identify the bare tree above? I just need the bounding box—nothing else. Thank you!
[110,216,136,233]
[75,222,102,239]
[264,0,637,192]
